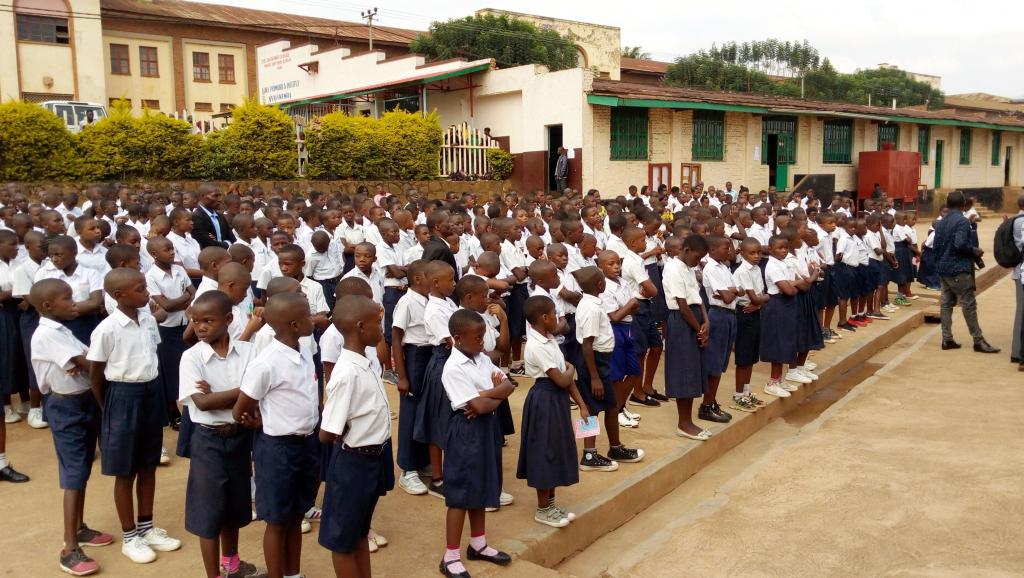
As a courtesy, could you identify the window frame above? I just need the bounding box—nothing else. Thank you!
[609,108,649,161]
[691,110,725,161]
[992,131,1002,166]
[139,46,159,78]
[822,119,853,164]
[959,128,972,165]
[877,124,899,150]
[194,102,214,113]
[109,43,130,75]
[16,14,70,45]
[918,125,930,165]
[142,99,160,111]
[218,54,236,84]
[192,52,211,82]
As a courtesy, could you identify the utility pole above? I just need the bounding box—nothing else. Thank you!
[361,7,378,50]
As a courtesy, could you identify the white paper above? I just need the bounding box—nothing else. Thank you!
[566,147,576,159]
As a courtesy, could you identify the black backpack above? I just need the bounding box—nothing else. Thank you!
[993,214,1024,268]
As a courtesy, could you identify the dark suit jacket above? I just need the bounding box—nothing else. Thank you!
[192,206,235,249]
[421,236,459,276]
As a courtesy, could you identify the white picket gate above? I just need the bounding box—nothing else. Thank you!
[439,122,500,178]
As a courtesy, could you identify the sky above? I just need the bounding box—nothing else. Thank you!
[199,0,1024,98]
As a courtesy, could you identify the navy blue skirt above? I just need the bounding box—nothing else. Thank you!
[575,350,617,414]
[609,322,640,382]
[443,412,502,510]
[382,287,406,345]
[760,294,798,364]
[706,307,737,377]
[157,324,187,415]
[734,309,761,367]
[917,247,939,287]
[254,431,320,524]
[664,306,707,399]
[0,305,20,396]
[893,242,914,285]
[516,378,579,490]
[397,344,432,472]
[559,314,582,370]
[45,391,100,490]
[319,441,394,553]
[18,307,39,392]
[185,426,253,539]
[413,345,453,448]
[647,263,669,324]
[100,380,168,477]
[795,292,824,352]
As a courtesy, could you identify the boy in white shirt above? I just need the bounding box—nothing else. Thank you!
[342,243,384,305]
[167,209,201,281]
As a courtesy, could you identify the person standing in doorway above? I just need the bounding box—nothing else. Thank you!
[555,148,569,194]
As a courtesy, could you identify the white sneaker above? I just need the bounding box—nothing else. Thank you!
[617,411,638,428]
[27,408,47,429]
[4,406,21,424]
[499,490,514,506]
[301,520,311,534]
[122,535,156,564]
[399,471,428,495]
[780,380,799,392]
[141,527,181,552]
[763,382,790,398]
[17,400,30,415]
[621,407,642,421]
[159,447,170,465]
[304,506,322,523]
[803,362,817,371]
[785,369,812,384]
[797,367,819,381]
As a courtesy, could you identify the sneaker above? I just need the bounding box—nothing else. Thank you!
[763,382,790,398]
[729,395,758,413]
[159,448,170,465]
[4,406,21,424]
[141,527,180,552]
[822,330,836,344]
[866,312,890,320]
[499,490,514,507]
[508,363,526,376]
[60,548,100,576]
[77,526,114,548]
[121,536,156,564]
[779,380,799,392]
[621,407,642,421]
[552,503,576,522]
[534,506,570,528]
[17,400,29,415]
[829,329,843,340]
[785,369,812,384]
[648,391,670,402]
[803,361,817,371]
[399,471,428,495]
[846,318,865,328]
[27,408,48,429]
[381,369,399,385]
[304,506,322,523]
[606,445,644,463]
[747,393,767,407]
[698,403,731,423]
[224,560,262,578]
[895,296,912,306]
[368,529,387,549]
[838,322,857,332]
[427,480,445,499]
[617,411,638,429]
[797,367,819,381]
[301,520,311,534]
[579,451,619,472]
[628,394,660,408]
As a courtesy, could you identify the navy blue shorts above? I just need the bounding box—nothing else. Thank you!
[575,350,617,414]
[630,299,663,353]
[18,308,39,392]
[382,287,406,345]
[396,344,432,473]
[157,324,187,414]
[45,392,100,490]
[706,307,737,377]
[505,284,529,342]
[869,259,887,288]
[100,380,167,477]
[857,265,874,297]
[734,309,761,367]
[317,277,339,313]
[608,322,641,382]
[319,441,395,553]
[185,425,253,539]
[254,432,320,525]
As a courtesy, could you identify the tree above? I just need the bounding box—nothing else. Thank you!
[621,46,651,60]
[410,14,578,71]
[0,100,77,181]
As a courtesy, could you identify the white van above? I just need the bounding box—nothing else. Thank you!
[41,101,107,133]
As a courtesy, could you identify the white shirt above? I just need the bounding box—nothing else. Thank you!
[500,240,528,285]
[600,277,633,323]
[619,248,650,300]
[321,349,392,447]
[342,266,384,305]
[765,256,796,295]
[240,339,319,437]
[582,223,608,250]
[194,275,219,299]
[606,235,629,260]
[835,232,860,267]
[251,323,318,355]
[566,244,588,272]
[145,264,191,327]
[178,340,254,426]
[299,276,330,315]
[235,236,272,275]
[733,260,765,308]
[403,243,424,263]
[748,223,772,247]
[86,308,161,382]
[555,266,580,315]
[10,258,41,298]
[663,258,702,309]
[575,293,614,352]
[339,220,365,247]
[524,326,566,379]
[168,231,200,270]
[392,290,430,346]
[376,241,407,289]
[809,223,835,265]
[319,325,381,378]
[256,254,282,290]
[305,249,342,281]
[34,262,102,303]
[702,258,738,310]
[442,347,501,411]
[75,240,108,275]
[865,231,884,261]
[424,295,458,346]
[31,317,91,395]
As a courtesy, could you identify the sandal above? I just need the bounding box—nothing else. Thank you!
[676,428,712,441]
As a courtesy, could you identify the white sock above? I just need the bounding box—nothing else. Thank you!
[0,452,8,469]
[743,383,751,395]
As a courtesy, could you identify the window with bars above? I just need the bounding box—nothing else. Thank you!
[822,119,852,164]
[218,54,235,83]
[610,108,648,160]
[992,131,1001,166]
[877,124,899,150]
[139,46,159,77]
[959,128,972,165]
[194,102,213,112]
[142,99,159,110]
[918,125,930,165]
[110,44,130,75]
[193,52,210,82]
[16,14,69,44]
[691,110,724,161]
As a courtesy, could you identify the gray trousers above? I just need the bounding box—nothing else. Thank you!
[555,177,567,193]
[939,272,984,344]
[1014,282,1024,359]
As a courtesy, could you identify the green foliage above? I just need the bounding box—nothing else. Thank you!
[307,110,442,180]
[208,98,297,180]
[75,101,141,181]
[486,148,514,180]
[621,46,651,60]
[0,100,77,181]
[410,14,577,71]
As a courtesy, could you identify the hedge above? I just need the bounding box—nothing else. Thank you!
[307,110,442,180]
[0,100,77,181]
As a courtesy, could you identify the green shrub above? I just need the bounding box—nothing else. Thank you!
[306,110,442,180]
[74,101,140,181]
[208,98,297,180]
[486,148,514,180]
[0,100,77,181]
[377,110,443,179]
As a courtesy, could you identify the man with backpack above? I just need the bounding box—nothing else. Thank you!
[997,193,1024,368]
[933,190,1000,354]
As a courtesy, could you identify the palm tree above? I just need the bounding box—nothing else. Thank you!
[621,46,651,60]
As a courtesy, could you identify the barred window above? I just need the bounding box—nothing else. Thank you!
[918,125,930,165]
[822,119,853,164]
[691,110,724,161]
[610,108,648,161]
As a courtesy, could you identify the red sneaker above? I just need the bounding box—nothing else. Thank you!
[77,526,114,548]
[60,549,100,576]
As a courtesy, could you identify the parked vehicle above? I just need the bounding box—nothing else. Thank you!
[41,101,107,133]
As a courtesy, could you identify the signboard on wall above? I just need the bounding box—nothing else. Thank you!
[257,42,314,105]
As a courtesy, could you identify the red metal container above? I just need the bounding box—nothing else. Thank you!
[857,149,922,207]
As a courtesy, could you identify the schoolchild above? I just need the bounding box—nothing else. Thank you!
[810,212,840,342]
[234,292,320,578]
[306,230,343,313]
[403,224,430,263]
[342,242,384,305]
[0,230,29,482]
[195,246,232,300]
[35,235,103,344]
[146,236,195,428]
[517,295,587,528]
[319,295,395,578]
[375,218,407,382]
[523,235,545,268]
[496,218,529,374]
[339,203,365,274]
[116,224,153,274]
[579,234,599,268]
[249,277,319,365]
[759,236,812,397]
[663,235,712,440]
[168,208,202,282]
[731,238,770,408]
[782,227,823,385]
[73,217,109,275]
[864,215,890,321]
[320,276,381,383]
[438,309,514,578]
[880,213,899,311]
[227,243,257,310]
[573,265,643,471]
[595,250,644,431]
[850,219,873,326]
[217,262,261,342]
[891,211,915,305]
[11,230,47,428]
[87,268,182,564]
[277,244,332,382]
[178,291,260,578]
[699,236,738,424]
[618,227,663,408]
[917,218,941,290]
[545,243,584,365]
[232,214,271,281]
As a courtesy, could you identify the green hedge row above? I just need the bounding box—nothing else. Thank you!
[306,110,443,180]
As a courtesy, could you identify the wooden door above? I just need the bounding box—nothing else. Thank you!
[648,163,671,191]
[680,163,701,187]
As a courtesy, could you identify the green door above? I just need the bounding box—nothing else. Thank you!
[762,116,797,191]
[934,140,943,188]
[775,163,789,191]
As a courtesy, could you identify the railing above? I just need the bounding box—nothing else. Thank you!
[439,122,500,178]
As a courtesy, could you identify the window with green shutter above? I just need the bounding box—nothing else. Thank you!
[992,131,1001,166]
[959,128,972,165]
[692,110,725,161]
[761,116,797,164]
[610,108,648,161]
[822,119,852,164]
[877,124,899,150]
[918,125,930,165]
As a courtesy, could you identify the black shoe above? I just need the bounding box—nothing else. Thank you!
[579,451,618,472]
[711,401,733,422]
[973,340,1000,354]
[941,340,962,350]
[1012,356,1021,364]
[648,391,670,402]
[170,416,181,431]
[838,322,857,332]
[628,394,660,408]
[698,403,731,423]
[467,545,511,566]
[439,558,471,578]
[0,465,29,483]
[607,444,644,463]
[427,480,445,499]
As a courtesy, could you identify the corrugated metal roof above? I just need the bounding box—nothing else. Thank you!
[588,80,1024,130]
[619,57,669,74]
[100,0,421,45]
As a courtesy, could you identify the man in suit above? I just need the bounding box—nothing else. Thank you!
[554,147,568,193]
[192,182,235,249]
[420,209,458,276]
